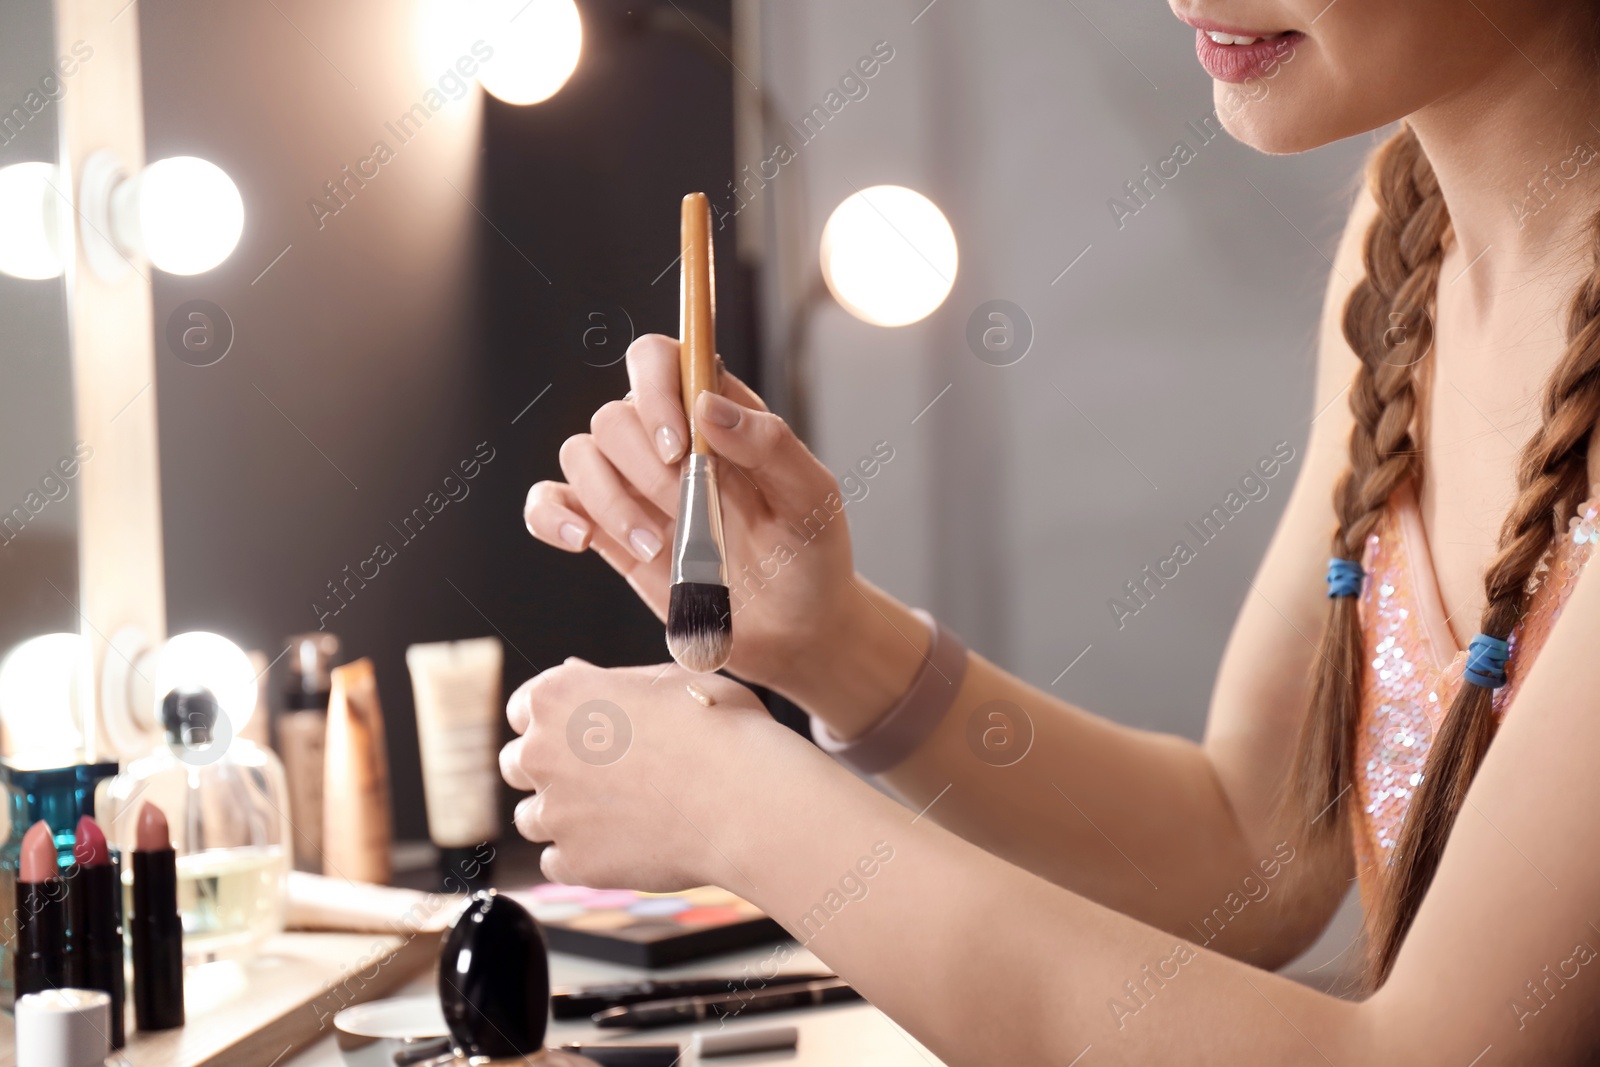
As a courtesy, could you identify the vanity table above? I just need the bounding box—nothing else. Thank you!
[0,932,433,1066]
[286,943,945,1067]
[0,832,943,1066]
[0,930,939,1066]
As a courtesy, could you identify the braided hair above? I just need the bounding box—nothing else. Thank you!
[1286,123,1600,985]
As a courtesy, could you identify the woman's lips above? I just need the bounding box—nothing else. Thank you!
[1193,28,1302,83]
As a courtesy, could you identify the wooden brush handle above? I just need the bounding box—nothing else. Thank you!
[679,192,716,456]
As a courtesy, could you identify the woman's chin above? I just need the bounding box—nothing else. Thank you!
[1213,82,1355,155]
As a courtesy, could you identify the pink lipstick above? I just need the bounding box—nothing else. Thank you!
[16,820,66,998]
[67,816,125,1047]
[130,803,183,1032]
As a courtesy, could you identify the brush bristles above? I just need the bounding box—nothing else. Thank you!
[666,582,732,674]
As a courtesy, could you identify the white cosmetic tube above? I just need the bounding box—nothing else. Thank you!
[405,637,503,889]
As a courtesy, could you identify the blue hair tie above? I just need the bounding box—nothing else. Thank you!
[1463,634,1509,690]
[1326,558,1364,598]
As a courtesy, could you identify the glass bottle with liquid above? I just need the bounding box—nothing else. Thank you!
[102,687,292,958]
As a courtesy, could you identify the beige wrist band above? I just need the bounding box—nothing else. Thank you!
[810,610,968,774]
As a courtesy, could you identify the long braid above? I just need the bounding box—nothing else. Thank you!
[1287,125,1446,837]
[1369,209,1600,983]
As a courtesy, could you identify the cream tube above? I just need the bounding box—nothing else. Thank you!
[323,658,393,885]
[405,637,503,890]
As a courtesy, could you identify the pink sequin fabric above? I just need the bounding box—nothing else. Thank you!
[1352,484,1600,905]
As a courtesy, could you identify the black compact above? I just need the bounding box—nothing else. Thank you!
[438,890,551,1059]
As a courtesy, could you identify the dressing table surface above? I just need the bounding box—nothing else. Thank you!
[286,943,945,1067]
[0,931,434,1067]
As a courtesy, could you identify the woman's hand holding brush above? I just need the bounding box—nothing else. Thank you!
[522,334,926,733]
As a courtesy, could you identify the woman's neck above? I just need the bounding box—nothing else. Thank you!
[1409,26,1600,298]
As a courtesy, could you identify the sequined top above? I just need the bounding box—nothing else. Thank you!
[1353,482,1600,906]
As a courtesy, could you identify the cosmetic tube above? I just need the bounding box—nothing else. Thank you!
[278,633,340,873]
[405,638,503,890]
[323,659,393,885]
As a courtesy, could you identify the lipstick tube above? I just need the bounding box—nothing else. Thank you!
[16,820,66,1000]
[66,817,125,1047]
[130,804,183,1032]
[16,879,67,999]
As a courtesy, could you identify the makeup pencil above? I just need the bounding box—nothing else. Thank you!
[67,816,126,1047]
[15,820,65,999]
[130,803,184,1032]
[593,976,861,1029]
[552,973,836,1018]
[554,1044,680,1067]
[665,191,733,673]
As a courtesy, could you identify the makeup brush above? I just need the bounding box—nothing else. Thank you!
[666,192,732,674]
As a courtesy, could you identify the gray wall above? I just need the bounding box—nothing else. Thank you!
[760,0,1372,739]
[757,0,1373,983]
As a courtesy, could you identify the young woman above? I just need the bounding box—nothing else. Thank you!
[509,0,1600,1060]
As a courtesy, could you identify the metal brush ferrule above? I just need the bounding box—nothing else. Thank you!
[670,452,727,587]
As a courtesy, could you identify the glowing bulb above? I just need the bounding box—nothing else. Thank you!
[128,157,244,275]
[0,633,87,765]
[413,0,479,81]
[820,186,958,327]
[477,0,582,105]
[0,162,65,280]
[154,632,257,738]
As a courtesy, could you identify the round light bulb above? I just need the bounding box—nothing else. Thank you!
[820,185,958,327]
[0,162,65,280]
[0,633,87,765]
[477,0,583,106]
[413,0,477,81]
[153,631,257,738]
[135,157,244,275]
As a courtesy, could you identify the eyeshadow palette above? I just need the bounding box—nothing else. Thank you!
[511,883,786,968]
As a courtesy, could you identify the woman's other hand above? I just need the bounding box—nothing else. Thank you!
[499,659,810,892]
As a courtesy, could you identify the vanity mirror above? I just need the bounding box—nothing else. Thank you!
[0,0,80,680]
[0,0,252,768]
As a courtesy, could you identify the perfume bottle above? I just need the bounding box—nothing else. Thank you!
[103,686,292,958]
